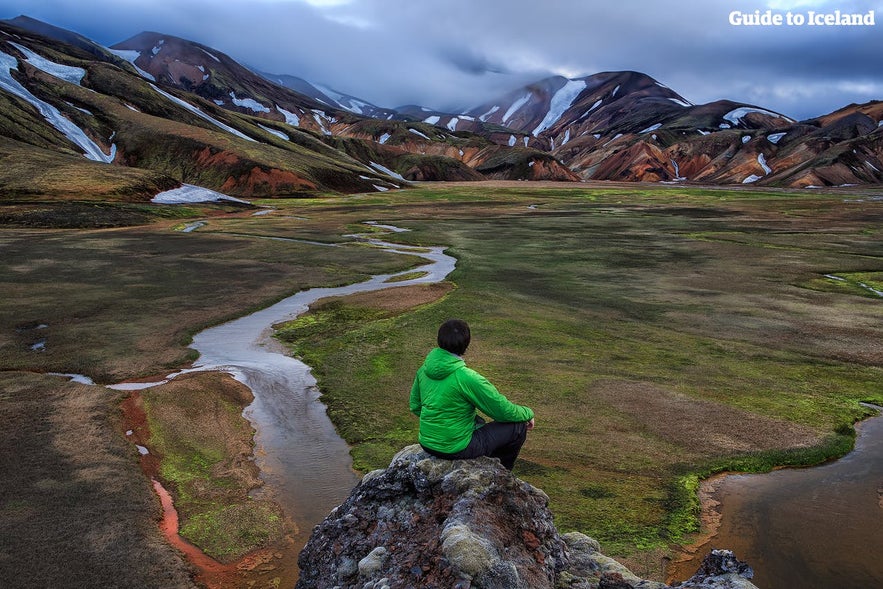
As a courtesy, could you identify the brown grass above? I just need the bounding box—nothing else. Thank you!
[0,372,197,588]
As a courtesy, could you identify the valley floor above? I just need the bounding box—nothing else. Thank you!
[2,182,882,586]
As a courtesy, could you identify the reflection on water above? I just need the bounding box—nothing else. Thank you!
[670,409,883,589]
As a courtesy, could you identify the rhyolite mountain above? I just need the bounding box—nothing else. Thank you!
[1,14,881,204]
[405,71,883,187]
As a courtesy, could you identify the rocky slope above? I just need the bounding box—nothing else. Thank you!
[296,445,758,589]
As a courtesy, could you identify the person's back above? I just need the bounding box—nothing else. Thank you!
[409,319,534,470]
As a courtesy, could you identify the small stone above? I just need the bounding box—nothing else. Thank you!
[358,546,388,577]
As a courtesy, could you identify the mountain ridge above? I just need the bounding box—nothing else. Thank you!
[1,14,881,196]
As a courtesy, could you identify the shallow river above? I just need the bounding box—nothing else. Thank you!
[188,228,455,532]
[670,408,883,588]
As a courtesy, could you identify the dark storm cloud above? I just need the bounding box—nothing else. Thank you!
[1,0,880,119]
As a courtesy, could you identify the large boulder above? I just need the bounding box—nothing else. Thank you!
[296,445,758,589]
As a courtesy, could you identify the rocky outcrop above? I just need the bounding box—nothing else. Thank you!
[296,445,758,589]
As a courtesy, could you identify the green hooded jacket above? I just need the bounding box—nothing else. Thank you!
[409,347,534,454]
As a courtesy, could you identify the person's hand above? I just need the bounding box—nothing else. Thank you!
[526,418,535,431]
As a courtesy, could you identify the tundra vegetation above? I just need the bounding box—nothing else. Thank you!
[2,182,882,585]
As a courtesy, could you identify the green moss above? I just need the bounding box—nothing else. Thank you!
[179,501,285,562]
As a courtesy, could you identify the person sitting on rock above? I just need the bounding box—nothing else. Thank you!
[409,318,535,471]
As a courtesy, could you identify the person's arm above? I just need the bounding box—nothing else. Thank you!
[459,368,533,423]
[409,375,422,417]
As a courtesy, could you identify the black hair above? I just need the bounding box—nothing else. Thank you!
[437,319,471,355]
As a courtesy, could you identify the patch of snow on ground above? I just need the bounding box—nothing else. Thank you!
[152,40,164,56]
[742,136,751,144]
[152,184,250,204]
[230,93,269,113]
[758,153,772,175]
[369,162,405,181]
[523,137,529,147]
[11,42,85,85]
[277,106,300,126]
[562,129,571,145]
[479,105,499,122]
[108,48,156,81]
[670,159,686,181]
[508,134,517,147]
[639,123,662,134]
[152,84,255,141]
[373,185,389,192]
[669,98,692,108]
[50,373,96,385]
[528,160,535,167]
[423,115,440,125]
[258,124,289,140]
[720,123,731,129]
[311,111,331,135]
[125,103,140,112]
[447,118,459,131]
[698,130,710,135]
[199,48,220,62]
[408,128,430,140]
[532,79,587,136]
[866,160,881,173]
[612,85,620,97]
[724,106,789,126]
[378,132,391,144]
[742,175,762,184]
[0,50,114,162]
[767,132,786,144]
[503,93,531,123]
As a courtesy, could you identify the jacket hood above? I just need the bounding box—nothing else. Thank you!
[422,347,465,380]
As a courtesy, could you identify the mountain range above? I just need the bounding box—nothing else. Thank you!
[1,14,881,204]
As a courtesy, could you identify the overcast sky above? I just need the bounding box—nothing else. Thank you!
[2,0,881,120]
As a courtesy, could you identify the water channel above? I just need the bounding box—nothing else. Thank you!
[669,406,883,588]
[186,227,455,534]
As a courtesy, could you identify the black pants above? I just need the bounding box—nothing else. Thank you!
[422,420,528,471]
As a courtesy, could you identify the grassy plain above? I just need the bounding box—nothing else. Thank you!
[2,182,883,584]
[0,202,422,587]
[274,182,883,569]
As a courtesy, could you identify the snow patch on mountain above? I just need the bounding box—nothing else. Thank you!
[230,92,270,113]
[258,123,289,140]
[369,161,405,181]
[0,49,115,162]
[408,128,430,140]
[10,42,85,85]
[532,79,587,136]
[108,48,156,81]
[152,83,255,142]
[724,106,790,126]
[503,93,531,123]
[276,106,300,126]
[152,184,248,204]
[479,105,499,122]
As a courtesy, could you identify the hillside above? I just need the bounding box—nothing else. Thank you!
[0,13,881,204]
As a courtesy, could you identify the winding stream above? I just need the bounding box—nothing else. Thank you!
[187,228,455,530]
